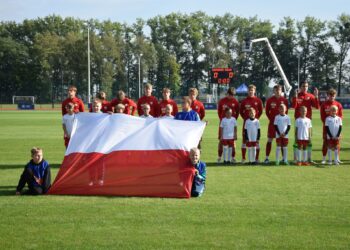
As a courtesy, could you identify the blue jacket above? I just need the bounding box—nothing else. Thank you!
[175,110,200,121]
[26,160,49,187]
[194,161,206,183]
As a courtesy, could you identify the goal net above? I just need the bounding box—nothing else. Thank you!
[12,96,35,105]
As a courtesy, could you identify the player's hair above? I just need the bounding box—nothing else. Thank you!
[249,107,256,113]
[163,88,171,93]
[225,107,232,113]
[68,85,77,92]
[248,84,256,90]
[182,96,192,106]
[273,84,282,90]
[279,103,286,109]
[65,102,74,109]
[188,88,199,96]
[227,87,235,96]
[299,106,307,112]
[116,104,125,110]
[31,147,42,156]
[327,88,337,96]
[117,90,125,99]
[142,103,151,109]
[190,147,200,156]
[330,105,338,111]
[92,99,102,105]
[144,83,153,89]
[299,80,308,87]
[165,104,173,110]
[96,91,106,100]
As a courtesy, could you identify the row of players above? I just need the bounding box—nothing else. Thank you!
[61,81,344,165]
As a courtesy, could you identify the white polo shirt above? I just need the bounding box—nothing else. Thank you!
[244,118,260,142]
[274,114,291,138]
[295,117,312,140]
[325,115,342,139]
[220,117,237,140]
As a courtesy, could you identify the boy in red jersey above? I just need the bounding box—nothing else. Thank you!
[61,85,85,115]
[264,85,289,164]
[292,81,319,163]
[110,90,137,115]
[159,88,178,117]
[239,84,263,163]
[189,88,205,120]
[217,87,240,163]
[137,83,159,117]
[320,88,343,164]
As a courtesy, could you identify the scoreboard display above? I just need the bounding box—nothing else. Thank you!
[210,68,234,84]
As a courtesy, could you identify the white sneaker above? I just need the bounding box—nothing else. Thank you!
[231,158,236,164]
[334,161,340,166]
[321,160,326,164]
[217,157,222,164]
[264,159,270,164]
[241,159,246,164]
[337,160,343,164]
[328,161,332,165]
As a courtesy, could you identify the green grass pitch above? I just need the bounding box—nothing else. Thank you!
[0,110,349,249]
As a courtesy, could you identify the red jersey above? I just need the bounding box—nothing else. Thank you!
[137,95,159,117]
[61,97,84,115]
[191,99,205,120]
[89,100,111,113]
[217,97,240,120]
[110,98,137,115]
[320,100,343,123]
[292,92,319,119]
[265,96,289,121]
[158,99,178,117]
[239,96,263,121]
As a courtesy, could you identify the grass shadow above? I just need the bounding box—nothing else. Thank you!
[0,164,61,170]
[0,185,16,196]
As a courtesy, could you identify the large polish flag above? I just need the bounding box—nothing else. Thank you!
[48,113,206,198]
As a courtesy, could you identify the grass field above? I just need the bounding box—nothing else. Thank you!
[0,110,349,249]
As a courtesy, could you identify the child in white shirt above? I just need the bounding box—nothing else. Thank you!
[219,107,238,164]
[244,108,260,164]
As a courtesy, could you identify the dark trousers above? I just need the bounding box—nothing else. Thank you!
[17,167,51,195]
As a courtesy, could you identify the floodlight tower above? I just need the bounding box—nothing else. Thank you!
[242,37,292,96]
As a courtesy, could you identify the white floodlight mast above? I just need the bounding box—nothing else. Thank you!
[250,37,292,95]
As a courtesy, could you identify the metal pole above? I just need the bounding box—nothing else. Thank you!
[138,54,142,99]
[87,22,91,104]
[297,54,300,91]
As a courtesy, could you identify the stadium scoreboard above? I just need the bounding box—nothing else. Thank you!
[209,68,234,84]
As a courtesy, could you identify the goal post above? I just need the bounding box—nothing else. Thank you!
[12,96,35,110]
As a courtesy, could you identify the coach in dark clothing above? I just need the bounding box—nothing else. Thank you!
[16,147,51,195]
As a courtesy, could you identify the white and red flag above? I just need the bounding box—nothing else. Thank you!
[48,113,206,198]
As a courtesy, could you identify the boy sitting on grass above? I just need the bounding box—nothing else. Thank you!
[16,147,51,195]
[190,148,206,197]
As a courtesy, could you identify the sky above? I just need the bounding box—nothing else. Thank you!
[0,0,349,26]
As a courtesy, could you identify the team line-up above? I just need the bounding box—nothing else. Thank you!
[61,81,343,167]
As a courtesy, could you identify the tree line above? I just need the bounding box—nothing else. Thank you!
[0,12,349,104]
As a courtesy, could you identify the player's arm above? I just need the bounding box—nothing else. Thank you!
[312,88,319,109]
[239,100,245,118]
[257,99,263,119]
[61,102,66,115]
[244,129,248,141]
[219,126,223,140]
[217,100,222,118]
[291,92,298,109]
[265,99,271,120]
[137,99,143,116]
[285,125,291,136]
[234,101,240,119]
[79,100,85,112]
[320,104,326,123]
[200,103,205,120]
[257,128,261,141]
